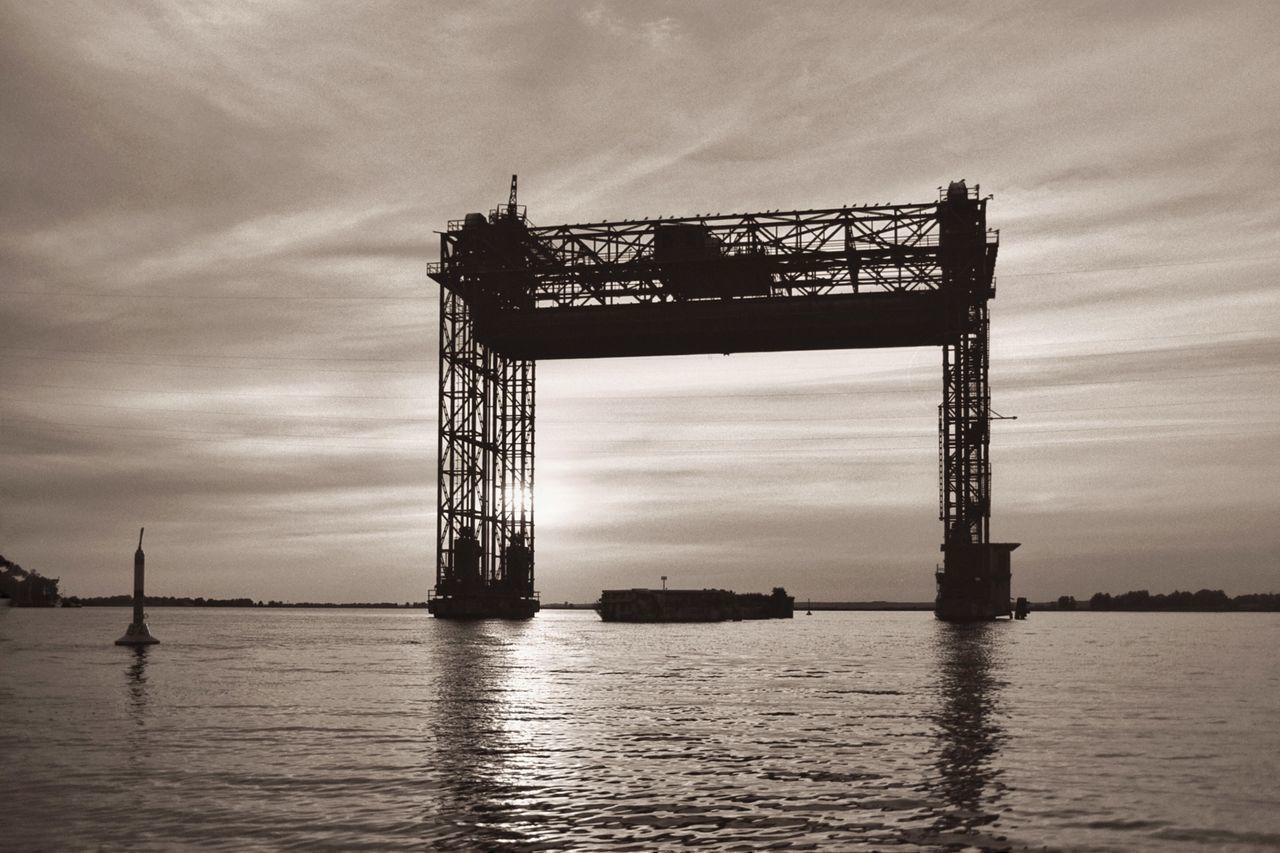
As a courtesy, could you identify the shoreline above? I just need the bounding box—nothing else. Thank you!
[31,600,1278,613]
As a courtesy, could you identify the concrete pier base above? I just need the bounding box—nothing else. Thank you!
[934,542,1021,621]
[428,591,539,619]
[115,620,160,645]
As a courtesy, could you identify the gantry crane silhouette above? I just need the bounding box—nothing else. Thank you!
[426,177,1018,620]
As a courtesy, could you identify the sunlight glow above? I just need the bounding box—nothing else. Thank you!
[500,481,574,529]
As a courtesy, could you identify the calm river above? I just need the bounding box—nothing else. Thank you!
[1,608,1277,851]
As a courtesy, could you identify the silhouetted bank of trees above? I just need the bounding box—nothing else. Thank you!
[64,595,428,609]
[1087,589,1279,611]
[1,555,61,606]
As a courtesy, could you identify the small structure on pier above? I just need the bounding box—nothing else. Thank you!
[115,528,159,646]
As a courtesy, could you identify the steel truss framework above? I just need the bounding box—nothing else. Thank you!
[940,308,990,546]
[429,182,1014,620]
[436,285,535,610]
[436,202,946,307]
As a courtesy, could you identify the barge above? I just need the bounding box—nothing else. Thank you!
[596,586,794,622]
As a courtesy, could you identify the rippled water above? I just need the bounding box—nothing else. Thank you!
[1,608,1277,850]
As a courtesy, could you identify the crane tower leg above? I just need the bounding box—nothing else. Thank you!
[935,186,1017,620]
[432,285,537,618]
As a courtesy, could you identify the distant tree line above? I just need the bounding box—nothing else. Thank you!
[1,554,61,606]
[1086,589,1279,611]
[64,595,428,609]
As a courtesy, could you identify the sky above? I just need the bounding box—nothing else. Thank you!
[2,1,1278,603]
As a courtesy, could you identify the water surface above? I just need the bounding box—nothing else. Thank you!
[1,608,1276,850]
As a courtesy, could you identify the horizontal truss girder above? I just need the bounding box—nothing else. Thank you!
[429,202,996,308]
